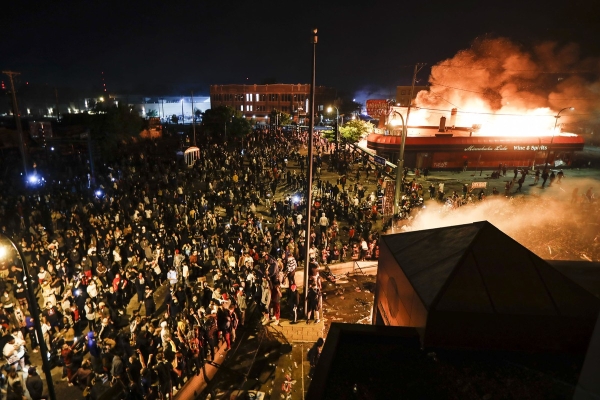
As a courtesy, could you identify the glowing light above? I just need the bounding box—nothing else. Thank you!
[99,97,104,102]
[0,246,7,260]
[50,147,54,151]
[27,175,39,184]
[95,190,103,197]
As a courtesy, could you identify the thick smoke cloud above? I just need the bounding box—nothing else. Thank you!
[403,177,600,261]
[412,37,600,132]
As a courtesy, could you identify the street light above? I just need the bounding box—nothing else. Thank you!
[304,28,318,315]
[544,107,574,171]
[0,234,57,400]
[180,99,184,125]
[389,111,407,218]
[327,106,339,168]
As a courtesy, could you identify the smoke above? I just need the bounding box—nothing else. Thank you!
[353,86,394,111]
[411,37,600,135]
[403,177,600,261]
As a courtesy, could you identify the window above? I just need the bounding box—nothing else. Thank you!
[246,94,252,102]
[260,94,267,101]
[240,105,243,111]
[318,105,323,111]
[246,105,253,111]
[269,94,278,101]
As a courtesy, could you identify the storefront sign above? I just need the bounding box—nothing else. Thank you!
[366,99,388,117]
[471,182,487,189]
[464,145,508,151]
[513,145,548,151]
[464,144,548,152]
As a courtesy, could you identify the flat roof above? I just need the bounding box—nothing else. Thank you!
[307,323,584,400]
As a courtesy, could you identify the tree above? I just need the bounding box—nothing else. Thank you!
[339,119,373,143]
[194,109,203,119]
[321,128,336,143]
[146,109,158,118]
[171,114,179,124]
[62,102,143,160]
[201,106,252,142]
[269,109,292,126]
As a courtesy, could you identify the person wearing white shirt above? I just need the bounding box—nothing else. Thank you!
[318,213,329,235]
[87,280,98,299]
[182,263,189,286]
[167,268,178,286]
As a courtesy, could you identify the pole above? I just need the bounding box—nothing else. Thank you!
[0,234,57,400]
[392,113,406,217]
[335,110,339,169]
[405,63,426,129]
[87,131,95,184]
[181,100,184,125]
[191,91,196,146]
[54,88,60,121]
[3,71,28,176]
[304,28,317,314]
[544,107,573,171]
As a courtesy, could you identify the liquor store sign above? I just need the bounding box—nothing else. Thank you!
[464,145,548,151]
[366,99,388,117]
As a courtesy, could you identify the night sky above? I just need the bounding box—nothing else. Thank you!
[2,0,598,98]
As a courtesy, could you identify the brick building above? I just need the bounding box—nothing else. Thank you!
[210,84,336,123]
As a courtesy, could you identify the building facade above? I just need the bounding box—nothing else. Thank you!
[210,84,336,123]
[396,85,429,107]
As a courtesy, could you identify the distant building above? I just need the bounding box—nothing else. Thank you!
[109,95,211,122]
[210,84,336,124]
[396,85,429,107]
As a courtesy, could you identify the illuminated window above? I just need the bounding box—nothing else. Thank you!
[240,105,243,111]
[255,94,259,101]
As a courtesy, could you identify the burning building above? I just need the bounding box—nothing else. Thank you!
[366,37,598,169]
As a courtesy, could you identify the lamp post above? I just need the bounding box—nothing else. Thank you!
[180,99,184,125]
[304,28,317,315]
[390,112,407,218]
[327,106,339,168]
[0,234,57,400]
[544,107,574,171]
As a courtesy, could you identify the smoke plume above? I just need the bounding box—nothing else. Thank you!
[412,37,600,135]
[403,176,600,261]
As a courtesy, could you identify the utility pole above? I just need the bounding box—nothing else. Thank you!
[191,91,196,146]
[405,63,426,129]
[304,28,317,314]
[396,63,425,194]
[3,70,28,176]
[54,88,60,121]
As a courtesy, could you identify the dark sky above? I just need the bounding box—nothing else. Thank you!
[2,0,598,98]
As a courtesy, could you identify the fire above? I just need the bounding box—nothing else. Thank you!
[406,38,600,137]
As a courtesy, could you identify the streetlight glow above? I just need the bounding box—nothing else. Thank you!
[0,245,7,259]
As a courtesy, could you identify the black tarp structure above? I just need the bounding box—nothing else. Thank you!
[374,221,600,353]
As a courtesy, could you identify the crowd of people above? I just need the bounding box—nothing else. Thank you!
[0,127,382,399]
